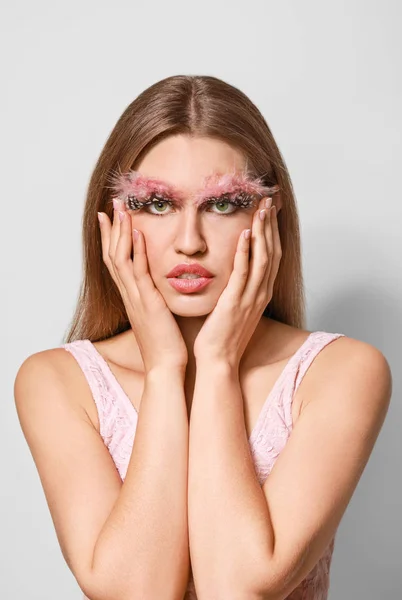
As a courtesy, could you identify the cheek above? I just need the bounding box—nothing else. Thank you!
[129,216,168,272]
[209,226,244,275]
[208,212,253,244]
[145,239,168,275]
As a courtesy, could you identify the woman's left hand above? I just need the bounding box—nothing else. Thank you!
[193,196,282,368]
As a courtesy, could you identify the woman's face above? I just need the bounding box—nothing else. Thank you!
[129,134,258,317]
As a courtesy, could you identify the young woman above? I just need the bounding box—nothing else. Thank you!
[14,75,392,600]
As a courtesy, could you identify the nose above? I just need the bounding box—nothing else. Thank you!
[172,208,207,256]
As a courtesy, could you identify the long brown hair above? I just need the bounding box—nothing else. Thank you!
[63,75,306,343]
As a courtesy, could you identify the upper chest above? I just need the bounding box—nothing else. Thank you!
[75,345,308,439]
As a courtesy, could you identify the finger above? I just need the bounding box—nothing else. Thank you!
[113,209,134,289]
[258,202,274,291]
[109,198,130,285]
[98,211,117,282]
[222,226,252,301]
[109,198,123,262]
[131,229,159,299]
[98,211,110,264]
[243,197,271,300]
[266,205,282,297]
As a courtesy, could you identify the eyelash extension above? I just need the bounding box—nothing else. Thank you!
[125,192,174,211]
[126,192,258,215]
[106,167,281,210]
[203,192,258,210]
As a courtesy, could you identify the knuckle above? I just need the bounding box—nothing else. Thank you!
[227,292,239,305]
[257,294,267,308]
[114,255,123,268]
[114,257,127,271]
[242,300,253,313]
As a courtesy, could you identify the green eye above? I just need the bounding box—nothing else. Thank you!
[209,200,237,214]
[145,197,173,215]
[153,201,168,213]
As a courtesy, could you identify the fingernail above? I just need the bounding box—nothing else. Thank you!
[259,209,266,221]
[265,197,272,209]
[244,229,251,240]
[133,229,139,241]
[113,198,120,210]
[97,212,103,224]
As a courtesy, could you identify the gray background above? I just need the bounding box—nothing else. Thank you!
[2,0,401,598]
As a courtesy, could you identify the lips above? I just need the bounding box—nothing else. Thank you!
[166,263,214,278]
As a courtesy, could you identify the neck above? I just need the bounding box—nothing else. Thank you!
[173,313,207,367]
[117,314,274,379]
[173,313,273,378]
[173,316,206,412]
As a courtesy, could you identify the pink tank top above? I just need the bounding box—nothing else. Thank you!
[63,330,345,600]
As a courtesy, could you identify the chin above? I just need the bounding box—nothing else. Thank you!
[155,278,222,317]
[170,307,211,317]
[168,299,215,317]
[163,293,219,318]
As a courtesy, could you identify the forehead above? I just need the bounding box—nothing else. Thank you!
[132,135,250,197]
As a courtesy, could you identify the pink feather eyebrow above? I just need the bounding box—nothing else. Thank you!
[108,168,279,207]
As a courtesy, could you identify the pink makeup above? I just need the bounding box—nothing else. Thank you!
[192,170,278,206]
[108,167,280,213]
[168,277,213,294]
[166,262,214,294]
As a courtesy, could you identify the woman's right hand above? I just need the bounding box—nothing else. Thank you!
[97,199,188,374]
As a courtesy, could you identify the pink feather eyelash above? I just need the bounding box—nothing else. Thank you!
[107,167,280,209]
[108,170,178,203]
[192,170,279,204]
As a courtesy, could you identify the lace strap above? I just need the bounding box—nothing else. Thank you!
[283,332,346,430]
[62,341,110,438]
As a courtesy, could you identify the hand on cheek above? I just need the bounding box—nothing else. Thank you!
[193,195,282,368]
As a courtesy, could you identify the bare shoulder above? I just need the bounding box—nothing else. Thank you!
[13,348,125,598]
[15,347,73,398]
[14,347,98,430]
[253,334,392,595]
[300,334,393,419]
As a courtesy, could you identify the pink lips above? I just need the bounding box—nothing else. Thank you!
[166,263,213,278]
[166,262,214,294]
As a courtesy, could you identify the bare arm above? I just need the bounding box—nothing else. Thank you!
[188,339,392,600]
[14,351,190,600]
[92,364,190,599]
[188,360,272,599]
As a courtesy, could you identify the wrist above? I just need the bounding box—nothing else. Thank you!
[195,357,239,375]
[145,364,186,382]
